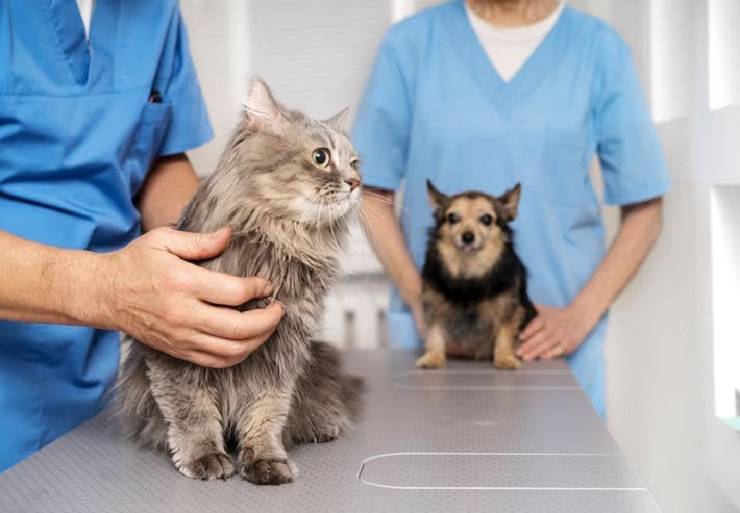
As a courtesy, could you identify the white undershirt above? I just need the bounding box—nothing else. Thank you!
[465,2,565,82]
[76,0,94,40]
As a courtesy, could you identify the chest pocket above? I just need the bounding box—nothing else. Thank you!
[126,102,172,195]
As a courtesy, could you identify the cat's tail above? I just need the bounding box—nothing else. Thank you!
[283,340,365,448]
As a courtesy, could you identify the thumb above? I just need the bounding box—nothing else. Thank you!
[161,227,232,261]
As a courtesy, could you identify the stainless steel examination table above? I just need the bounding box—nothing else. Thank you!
[0,350,661,512]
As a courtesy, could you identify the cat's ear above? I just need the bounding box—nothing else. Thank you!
[242,77,285,129]
[323,107,349,129]
[497,183,521,222]
[427,180,447,210]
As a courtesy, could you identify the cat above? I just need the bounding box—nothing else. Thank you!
[116,78,364,485]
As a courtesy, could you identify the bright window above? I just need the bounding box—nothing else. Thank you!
[649,0,691,123]
[708,0,740,110]
[710,186,740,430]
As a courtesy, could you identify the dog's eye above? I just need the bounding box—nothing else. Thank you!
[446,212,460,224]
[480,214,493,226]
[312,148,331,168]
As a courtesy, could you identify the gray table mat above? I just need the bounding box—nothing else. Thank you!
[0,351,660,513]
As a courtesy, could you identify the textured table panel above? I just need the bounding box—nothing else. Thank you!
[359,453,643,489]
[0,351,660,513]
[395,368,579,389]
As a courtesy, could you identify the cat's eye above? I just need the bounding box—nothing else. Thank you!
[350,158,360,171]
[446,212,460,224]
[312,148,331,168]
[480,213,493,226]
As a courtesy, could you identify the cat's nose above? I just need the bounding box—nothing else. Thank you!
[345,178,361,191]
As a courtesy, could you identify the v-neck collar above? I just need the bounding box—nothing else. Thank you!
[46,0,90,86]
[445,0,571,104]
[45,0,117,91]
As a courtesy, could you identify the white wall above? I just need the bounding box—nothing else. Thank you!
[181,1,740,511]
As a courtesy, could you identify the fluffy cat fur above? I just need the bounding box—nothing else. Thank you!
[117,79,363,485]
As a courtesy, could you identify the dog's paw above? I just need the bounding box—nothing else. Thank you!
[240,458,295,485]
[416,351,446,369]
[176,452,236,481]
[494,355,522,370]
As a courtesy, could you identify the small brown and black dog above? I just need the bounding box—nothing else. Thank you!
[416,181,537,370]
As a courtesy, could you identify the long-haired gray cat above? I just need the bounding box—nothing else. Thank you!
[117,79,363,485]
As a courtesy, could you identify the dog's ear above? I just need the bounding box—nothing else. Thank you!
[498,183,521,222]
[427,180,448,210]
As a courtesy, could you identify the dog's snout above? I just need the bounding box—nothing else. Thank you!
[462,231,475,244]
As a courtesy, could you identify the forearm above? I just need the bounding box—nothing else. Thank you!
[360,188,422,306]
[137,153,200,231]
[571,198,664,327]
[0,231,111,327]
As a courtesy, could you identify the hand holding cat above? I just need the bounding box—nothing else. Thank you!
[517,304,595,361]
[99,226,284,368]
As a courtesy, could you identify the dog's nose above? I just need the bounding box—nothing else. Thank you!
[462,231,475,244]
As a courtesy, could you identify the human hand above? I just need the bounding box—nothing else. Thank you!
[99,227,284,368]
[517,304,594,361]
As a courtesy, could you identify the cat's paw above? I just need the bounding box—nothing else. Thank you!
[240,458,295,485]
[416,351,446,369]
[311,424,342,443]
[494,354,522,370]
[176,453,236,481]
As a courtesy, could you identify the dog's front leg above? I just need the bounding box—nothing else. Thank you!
[416,324,447,369]
[493,317,522,370]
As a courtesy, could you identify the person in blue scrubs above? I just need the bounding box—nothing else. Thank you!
[354,0,670,416]
[0,0,283,472]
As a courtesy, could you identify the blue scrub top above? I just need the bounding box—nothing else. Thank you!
[352,1,670,416]
[0,0,212,471]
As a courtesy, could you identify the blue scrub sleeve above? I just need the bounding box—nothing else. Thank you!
[156,9,213,157]
[352,33,413,191]
[594,32,671,205]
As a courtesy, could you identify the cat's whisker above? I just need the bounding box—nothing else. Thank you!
[361,197,396,209]
[356,214,397,248]
[361,190,395,202]
[357,203,400,232]
[316,196,324,240]
[361,197,408,214]
[361,189,401,205]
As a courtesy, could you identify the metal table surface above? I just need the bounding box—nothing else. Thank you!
[0,350,660,513]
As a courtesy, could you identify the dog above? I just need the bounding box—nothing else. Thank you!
[416,181,537,370]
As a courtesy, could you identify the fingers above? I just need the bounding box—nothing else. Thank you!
[152,227,273,306]
[157,227,232,261]
[193,270,273,306]
[520,316,544,340]
[517,331,549,361]
[184,332,272,368]
[172,302,284,368]
[192,301,284,341]
[541,343,566,360]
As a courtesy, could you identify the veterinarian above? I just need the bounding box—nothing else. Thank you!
[354,0,669,416]
[0,1,283,471]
